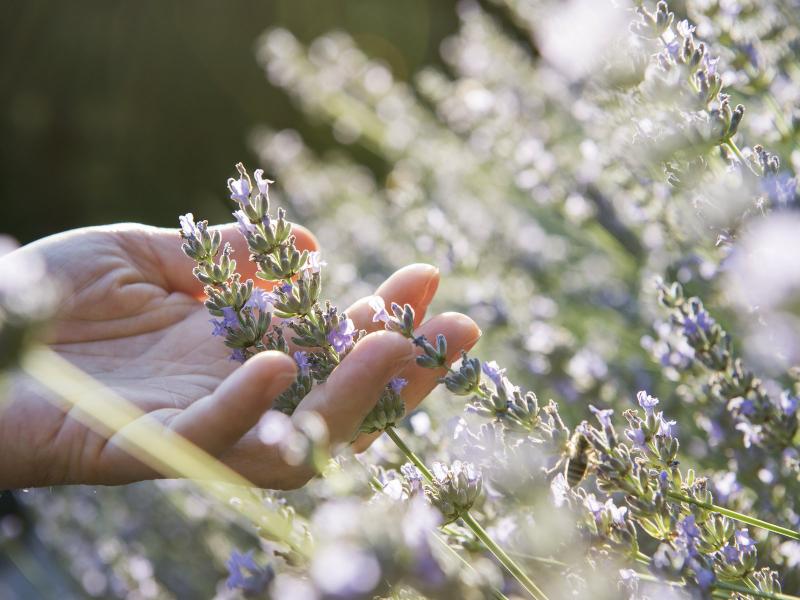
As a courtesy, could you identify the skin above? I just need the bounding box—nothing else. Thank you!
[0,223,481,489]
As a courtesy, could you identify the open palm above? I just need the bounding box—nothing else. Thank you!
[0,223,480,489]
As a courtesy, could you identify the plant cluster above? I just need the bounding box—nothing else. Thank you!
[5,0,800,598]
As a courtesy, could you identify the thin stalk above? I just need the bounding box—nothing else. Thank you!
[724,138,760,176]
[461,512,549,600]
[666,491,800,541]
[21,347,312,557]
[433,533,511,600]
[384,427,550,600]
[385,426,434,481]
[371,475,510,600]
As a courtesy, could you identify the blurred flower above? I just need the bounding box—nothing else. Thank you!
[225,550,273,596]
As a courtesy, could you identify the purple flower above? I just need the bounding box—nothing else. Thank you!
[482,361,507,388]
[728,396,755,417]
[294,350,311,375]
[253,169,272,196]
[683,309,713,336]
[676,515,701,558]
[703,53,720,76]
[401,463,424,495]
[605,499,627,525]
[736,421,763,448]
[368,296,391,324]
[636,390,659,414]
[721,544,739,563]
[225,549,273,595]
[695,565,715,590]
[678,515,700,541]
[741,41,760,69]
[230,348,247,363]
[304,251,326,274]
[228,174,251,205]
[665,40,680,59]
[328,318,356,353]
[278,282,293,294]
[625,427,646,447]
[234,210,257,237]
[221,307,239,328]
[389,377,408,394]
[676,19,695,38]
[735,529,756,549]
[780,392,798,416]
[179,213,201,240]
[209,319,226,337]
[583,494,603,518]
[589,404,614,428]
[245,289,274,314]
[657,413,677,437]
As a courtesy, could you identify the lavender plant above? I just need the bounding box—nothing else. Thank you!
[176,160,798,599]
[10,0,800,598]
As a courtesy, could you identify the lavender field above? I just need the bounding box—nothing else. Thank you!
[2,1,800,598]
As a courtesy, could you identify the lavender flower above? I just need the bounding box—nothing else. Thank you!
[636,390,659,415]
[253,168,272,196]
[481,361,506,388]
[327,318,356,353]
[304,251,325,274]
[234,209,258,237]
[294,350,311,375]
[230,348,247,363]
[225,550,273,596]
[179,213,201,240]
[389,377,408,394]
[780,392,798,416]
[209,319,226,337]
[228,174,251,205]
[589,404,614,428]
[245,289,274,314]
[368,296,390,324]
[221,306,239,328]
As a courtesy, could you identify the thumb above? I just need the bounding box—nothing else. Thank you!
[170,351,297,456]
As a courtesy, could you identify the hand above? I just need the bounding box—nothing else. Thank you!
[0,223,480,489]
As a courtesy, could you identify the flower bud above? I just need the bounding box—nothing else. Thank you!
[424,461,482,523]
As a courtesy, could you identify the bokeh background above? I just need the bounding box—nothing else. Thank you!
[1,0,458,243]
[3,0,800,597]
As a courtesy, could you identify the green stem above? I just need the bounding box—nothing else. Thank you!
[724,138,760,176]
[666,491,800,541]
[714,580,798,600]
[461,512,549,600]
[385,426,434,481]
[384,427,549,600]
[433,534,511,600]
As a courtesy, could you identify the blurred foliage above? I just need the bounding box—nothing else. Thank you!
[0,0,457,243]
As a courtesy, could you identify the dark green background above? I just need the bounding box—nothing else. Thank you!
[1,1,458,243]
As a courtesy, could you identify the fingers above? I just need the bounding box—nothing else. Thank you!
[92,351,297,484]
[168,351,297,456]
[352,311,481,452]
[294,331,415,445]
[149,222,319,297]
[345,264,439,333]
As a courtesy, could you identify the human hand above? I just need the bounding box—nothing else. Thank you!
[0,223,480,489]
